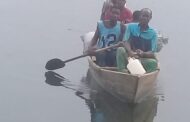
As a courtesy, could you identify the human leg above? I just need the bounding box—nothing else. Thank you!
[116,47,128,72]
[95,51,106,66]
[105,50,117,67]
[140,58,158,73]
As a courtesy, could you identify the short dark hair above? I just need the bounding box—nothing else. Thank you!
[133,10,141,22]
[141,8,152,16]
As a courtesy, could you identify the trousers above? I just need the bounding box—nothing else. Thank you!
[116,47,158,73]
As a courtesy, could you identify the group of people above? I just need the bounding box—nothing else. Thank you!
[87,0,158,73]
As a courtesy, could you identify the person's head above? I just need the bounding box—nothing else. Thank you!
[117,0,126,9]
[139,8,152,25]
[111,0,118,5]
[109,6,120,21]
[132,10,141,22]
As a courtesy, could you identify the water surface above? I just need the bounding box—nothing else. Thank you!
[0,0,190,122]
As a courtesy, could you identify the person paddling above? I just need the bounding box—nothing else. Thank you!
[87,5,125,67]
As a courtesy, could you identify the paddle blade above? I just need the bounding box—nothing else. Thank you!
[45,58,65,70]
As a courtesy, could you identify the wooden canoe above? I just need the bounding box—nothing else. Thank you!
[87,57,159,103]
[81,32,160,103]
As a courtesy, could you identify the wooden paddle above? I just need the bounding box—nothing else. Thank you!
[45,44,119,70]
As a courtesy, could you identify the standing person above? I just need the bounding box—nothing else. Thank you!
[87,6,125,67]
[101,0,133,24]
[116,8,158,73]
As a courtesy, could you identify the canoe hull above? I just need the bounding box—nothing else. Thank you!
[88,57,159,103]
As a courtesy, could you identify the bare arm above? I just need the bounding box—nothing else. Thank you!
[86,26,99,55]
[140,51,156,58]
[123,41,137,57]
[89,27,99,48]
[118,23,126,41]
[121,24,138,57]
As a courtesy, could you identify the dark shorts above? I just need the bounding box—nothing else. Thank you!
[95,49,116,67]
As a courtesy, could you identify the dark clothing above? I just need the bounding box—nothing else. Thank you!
[130,35,152,52]
[95,50,116,67]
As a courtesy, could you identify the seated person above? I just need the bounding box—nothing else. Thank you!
[87,6,125,67]
[116,8,158,73]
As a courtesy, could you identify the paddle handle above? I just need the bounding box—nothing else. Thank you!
[63,53,89,63]
[95,44,118,53]
[63,44,118,63]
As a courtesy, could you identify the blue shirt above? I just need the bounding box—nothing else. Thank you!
[124,23,157,52]
[97,21,121,48]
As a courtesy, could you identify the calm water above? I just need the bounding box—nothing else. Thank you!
[0,0,190,122]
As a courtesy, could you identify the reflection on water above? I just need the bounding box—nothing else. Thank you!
[45,70,159,122]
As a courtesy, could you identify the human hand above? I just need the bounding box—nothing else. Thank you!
[128,50,138,58]
[114,42,124,48]
[136,49,144,57]
[86,46,97,56]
